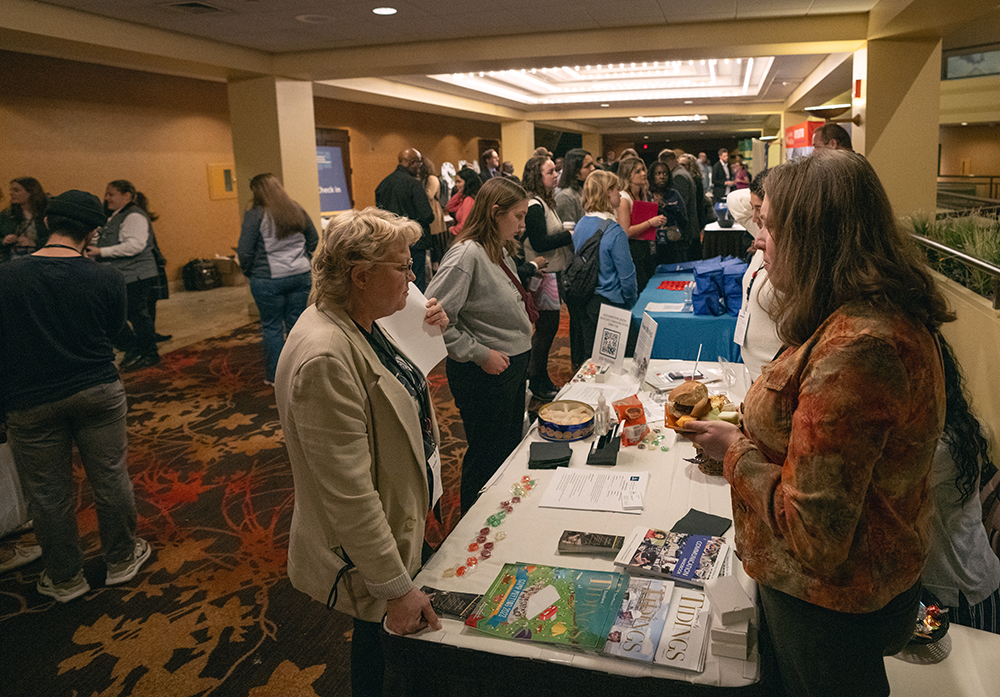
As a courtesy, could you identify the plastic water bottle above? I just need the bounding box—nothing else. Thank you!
[595,394,609,437]
[684,282,694,310]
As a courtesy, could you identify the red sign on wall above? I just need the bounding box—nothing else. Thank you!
[784,120,824,148]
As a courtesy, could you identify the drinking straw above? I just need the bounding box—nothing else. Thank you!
[692,344,703,380]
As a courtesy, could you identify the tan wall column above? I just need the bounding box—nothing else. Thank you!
[227,76,321,226]
[501,120,535,180]
[582,133,603,159]
[857,38,941,217]
[779,111,799,166]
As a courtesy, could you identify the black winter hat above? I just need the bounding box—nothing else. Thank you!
[46,190,107,229]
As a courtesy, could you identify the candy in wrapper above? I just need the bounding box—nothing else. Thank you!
[612,395,649,447]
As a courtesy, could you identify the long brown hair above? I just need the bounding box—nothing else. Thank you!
[10,177,47,220]
[521,156,555,207]
[764,150,953,345]
[249,173,308,240]
[616,157,647,201]
[455,177,527,264]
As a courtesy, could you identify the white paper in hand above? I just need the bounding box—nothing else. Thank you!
[378,282,447,377]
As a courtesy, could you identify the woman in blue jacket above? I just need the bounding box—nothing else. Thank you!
[238,173,318,384]
[573,169,637,360]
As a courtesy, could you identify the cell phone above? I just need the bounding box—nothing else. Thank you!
[667,371,703,381]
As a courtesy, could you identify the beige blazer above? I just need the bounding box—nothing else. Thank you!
[275,303,436,622]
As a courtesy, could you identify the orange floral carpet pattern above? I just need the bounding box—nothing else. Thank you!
[0,314,573,696]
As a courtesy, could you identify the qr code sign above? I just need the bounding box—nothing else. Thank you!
[599,328,620,358]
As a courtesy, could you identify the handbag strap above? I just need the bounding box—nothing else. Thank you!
[499,259,539,324]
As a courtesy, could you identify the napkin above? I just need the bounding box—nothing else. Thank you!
[670,508,732,537]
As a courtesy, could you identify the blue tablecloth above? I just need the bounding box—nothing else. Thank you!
[631,272,742,362]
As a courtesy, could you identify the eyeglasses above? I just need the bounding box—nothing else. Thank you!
[373,259,414,274]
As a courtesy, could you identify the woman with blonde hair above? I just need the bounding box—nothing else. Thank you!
[275,207,447,695]
[237,173,318,384]
[616,157,665,293]
[685,150,955,696]
[573,170,637,360]
[426,177,533,514]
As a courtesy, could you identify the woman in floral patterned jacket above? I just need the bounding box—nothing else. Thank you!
[685,150,954,697]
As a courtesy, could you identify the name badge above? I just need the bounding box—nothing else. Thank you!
[429,447,443,507]
[734,305,750,347]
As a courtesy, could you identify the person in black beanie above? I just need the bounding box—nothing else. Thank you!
[0,189,151,603]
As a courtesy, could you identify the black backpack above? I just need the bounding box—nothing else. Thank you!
[182,259,223,291]
[562,219,614,304]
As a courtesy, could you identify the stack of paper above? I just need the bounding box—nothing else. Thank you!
[705,575,755,659]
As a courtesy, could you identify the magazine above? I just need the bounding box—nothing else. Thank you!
[601,577,675,662]
[653,586,712,672]
[465,563,626,650]
[614,526,729,587]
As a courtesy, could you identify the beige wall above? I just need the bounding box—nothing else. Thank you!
[939,124,1000,177]
[0,50,505,281]
[0,50,241,282]
[936,271,1000,457]
[313,98,500,210]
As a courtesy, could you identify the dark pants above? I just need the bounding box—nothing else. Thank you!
[7,381,137,584]
[565,297,589,371]
[655,238,689,266]
[759,581,921,697]
[447,351,529,515]
[528,309,560,387]
[628,239,654,295]
[352,617,386,696]
[117,277,157,358]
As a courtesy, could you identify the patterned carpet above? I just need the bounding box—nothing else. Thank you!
[0,313,572,696]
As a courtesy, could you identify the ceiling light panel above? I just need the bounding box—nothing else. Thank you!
[428,57,774,106]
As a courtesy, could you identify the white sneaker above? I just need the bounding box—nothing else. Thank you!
[0,544,42,574]
[37,570,90,603]
[105,538,152,586]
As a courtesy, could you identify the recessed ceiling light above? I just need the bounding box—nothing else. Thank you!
[601,103,610,107]
[684,100,693,104]
[295,14,333,23]
[962,122,969,125]
[372,7,397,15]
[631,114,707,123]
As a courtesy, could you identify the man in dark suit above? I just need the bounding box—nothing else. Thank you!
[478,149,501,186]
[712,148,732,202]
[375,147,435,290]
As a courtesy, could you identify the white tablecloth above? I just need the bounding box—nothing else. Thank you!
[407,360,761,688]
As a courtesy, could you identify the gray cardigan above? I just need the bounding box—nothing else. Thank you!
[425,241,532,365]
